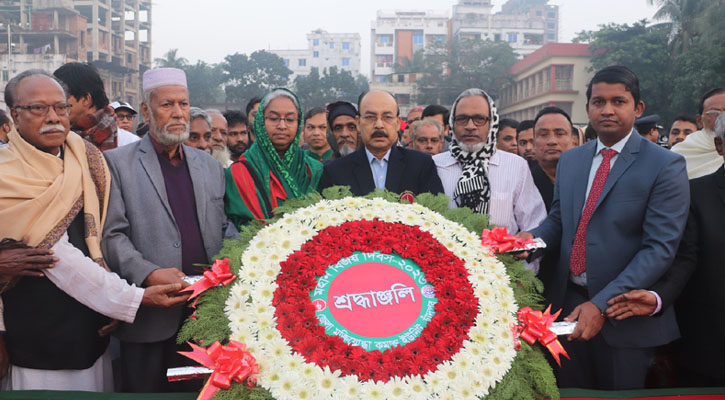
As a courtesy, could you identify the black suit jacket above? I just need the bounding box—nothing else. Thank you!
[654,166,725,378]
[318,146,444,196]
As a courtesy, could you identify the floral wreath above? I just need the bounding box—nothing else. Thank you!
[179,187,559,400]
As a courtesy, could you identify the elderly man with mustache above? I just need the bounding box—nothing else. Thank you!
[319,90,443,196]
[101,68,238,392]
[433,88,546,272]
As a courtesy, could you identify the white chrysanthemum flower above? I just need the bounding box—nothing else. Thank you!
[317,366,342,395]
[339,376,363,398]
[384,376,410,399]
[269,371,298,397]
[425,372,446,393]
[362,380,389,400]
[254,311,276,332]
[252,282,275,302]
[403,375,429,400]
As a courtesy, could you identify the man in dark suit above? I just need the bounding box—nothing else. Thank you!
[606,113,725,386]
[319,90,443,196]
[518,66,690,389]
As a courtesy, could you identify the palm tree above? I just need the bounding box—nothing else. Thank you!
[154,49,188,68]
[646,0,706,55]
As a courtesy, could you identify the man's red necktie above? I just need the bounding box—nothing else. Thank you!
[569,149,618,276]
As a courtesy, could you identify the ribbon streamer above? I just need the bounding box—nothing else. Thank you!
[179,341,259,400]
[480,227,535,254]
[182,258,236,301]
[515,306,570,366]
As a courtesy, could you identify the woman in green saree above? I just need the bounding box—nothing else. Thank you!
[224,88,323,228]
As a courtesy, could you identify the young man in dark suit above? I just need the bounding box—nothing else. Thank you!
[318,90,443,196]
[517,66,690,389]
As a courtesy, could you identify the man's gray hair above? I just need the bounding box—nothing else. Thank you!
[263,89,300,113]
[715,113,725,141]
[4,69,68,108]
[190,107,212,128]
[411,119,443,143]
[206,109,226,119]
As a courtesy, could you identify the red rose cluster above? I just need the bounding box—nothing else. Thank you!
[272,219,479,382]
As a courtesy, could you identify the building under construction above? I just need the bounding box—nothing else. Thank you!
[0,0,151,109]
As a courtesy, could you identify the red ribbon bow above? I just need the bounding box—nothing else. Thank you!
[182,258,236,301]
[481,227,535,254]
[179,341,259,400]
[514,306,570,366]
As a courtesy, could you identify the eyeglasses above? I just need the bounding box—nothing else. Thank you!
[116,114,135,121]
[14,103,72,116]
[361,114,397,125]
[264,116,297,125]
[453,115,491,127]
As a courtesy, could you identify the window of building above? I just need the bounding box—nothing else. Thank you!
[313,39,319,46]
[507,33,517,43]
[547,33,555,40]
[342,58,350,66]
[536,10,542,16]
[298,58,306,66]
[413,34,424,44]
[547,22,555,29]
[329,42,335,49]
[283,58,289,66]
[494,33,501,41]
[342,42,350,50]
[2,70,8,81]
[548,11,555,18]
[397,74,405,83]
[313,51,319,58]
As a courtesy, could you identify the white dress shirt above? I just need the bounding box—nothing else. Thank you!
[434,150,547,272]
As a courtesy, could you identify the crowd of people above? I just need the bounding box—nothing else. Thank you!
[0,61,723,393]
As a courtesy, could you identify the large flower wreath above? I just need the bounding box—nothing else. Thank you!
[179,187,559,400]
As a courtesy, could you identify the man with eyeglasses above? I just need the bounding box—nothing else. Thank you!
[433,88,546,272]
[53,63,139,152]
[410,119,444,156]
[319,90,443,196]
[110,101,137,132]
[672,87,725,179]
[0,69,191,391]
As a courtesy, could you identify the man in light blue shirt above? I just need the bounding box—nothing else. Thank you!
[319,90,443,196]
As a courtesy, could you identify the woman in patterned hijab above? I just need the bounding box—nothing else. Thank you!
[447,88,500,214]
[224,88,323,228]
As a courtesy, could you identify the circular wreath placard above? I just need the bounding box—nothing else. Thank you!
[179,187,559,400]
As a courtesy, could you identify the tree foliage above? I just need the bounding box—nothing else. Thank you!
[153,48,188,68]
[574,12,725,126]
[221,50,292,105]
[414,39,517,105]
[293,67,369,109]
[183,61,225,107]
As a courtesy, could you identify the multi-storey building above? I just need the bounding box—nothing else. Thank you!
[451,0,558,57]
[270,29,362,83]
[498,43,593,125]
[0,0,151,110]
[369,9,449,84]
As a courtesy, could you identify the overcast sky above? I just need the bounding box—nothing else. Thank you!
[152,0,659,76]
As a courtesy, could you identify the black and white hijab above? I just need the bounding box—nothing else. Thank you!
[448,88,500,215]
